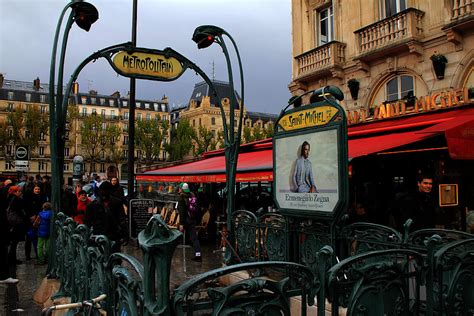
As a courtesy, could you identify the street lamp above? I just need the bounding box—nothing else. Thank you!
[49,0,98,213]
[192,25,245,261]
[48,0,98,275]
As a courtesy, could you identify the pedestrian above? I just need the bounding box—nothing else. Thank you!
[23,185,46,260]
[6,185,27,265]
[0,181,18,284]
[84,181,127,253]
[110,177,125,203]
[61,184,78,217]
[177,183,202,262]
[397,172,437,231]
[74,189,91,224]
[36,202,53,265]
[41,175,52,202]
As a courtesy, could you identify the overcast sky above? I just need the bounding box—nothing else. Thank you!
[0,0,292,114]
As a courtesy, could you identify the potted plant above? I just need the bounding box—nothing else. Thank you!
[347,79,360,100]
[430,52,448,79]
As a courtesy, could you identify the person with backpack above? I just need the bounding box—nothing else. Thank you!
[177,183,202,262]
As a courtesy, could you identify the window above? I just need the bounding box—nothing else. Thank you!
[40,132,46,141]
[100,98,106,105]
[39,146,45,157]
[5,161,14,170]
[146,114,151,120]
[26,93,31,102]
[82,107,87,116]
[193,119,195,127]
[386,75,414,102]
[124,112,129,120]
[123,123,128,132]
[91,97,96,105]
[124,136,129,145]
[123,150,128,158]
[81,96,87,104]
[102,122,107,130]
[161,104,166,112]
[92,108,97,114]
[91,163,96,172]
[122,100,128,107]
[38,161,46,171]
[63,163,70,171]
[8,91,14,100]
[6,145,13,156]
[137,113,142,120]
[317,5,334,45]
[64,147,70,158]
[7,103,13,111]
[145,103,150,109]
[40,105,46,114]
[100,163,105,172]
[199,118,202,126]
[40,94,46,103]
[101,109,106,117]
[211,117,216,125]
[383,0,406,17]
[110,99,115,106]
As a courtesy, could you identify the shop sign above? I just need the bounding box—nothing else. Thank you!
[112,50,184,81]
[278,105,339,131]
[347,88,472,125]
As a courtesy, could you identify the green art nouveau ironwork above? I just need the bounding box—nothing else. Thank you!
[327,249,425,316]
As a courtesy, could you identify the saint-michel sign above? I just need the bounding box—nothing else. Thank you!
[112,49,184,81]
[278,105,339,131]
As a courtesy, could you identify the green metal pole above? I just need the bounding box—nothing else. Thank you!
[47,1,75,276]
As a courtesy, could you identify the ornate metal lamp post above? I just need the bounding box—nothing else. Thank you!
[192,25,245,260]
[48,0,98,274]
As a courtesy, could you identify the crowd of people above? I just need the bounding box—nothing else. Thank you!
[0,175,127,285]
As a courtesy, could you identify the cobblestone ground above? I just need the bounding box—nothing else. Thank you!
[5,240,223,315]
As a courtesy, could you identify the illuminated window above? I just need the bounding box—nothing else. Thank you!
[386,75,414,102]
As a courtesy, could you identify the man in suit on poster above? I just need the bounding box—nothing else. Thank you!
[293,141,318,193]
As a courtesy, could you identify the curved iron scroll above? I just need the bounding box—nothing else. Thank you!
[327,249,425,316]
[172,261,319,316]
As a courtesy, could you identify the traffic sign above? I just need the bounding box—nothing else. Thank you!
[15,146,29,161]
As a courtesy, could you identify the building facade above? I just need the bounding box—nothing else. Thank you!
[290,0,473,114]
[0,75,169,183]
[290,0,474,229]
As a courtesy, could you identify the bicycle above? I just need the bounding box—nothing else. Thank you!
[41,294,106,316]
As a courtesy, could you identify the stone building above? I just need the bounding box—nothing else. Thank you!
[290,0,473,116]
[0,75,169,182]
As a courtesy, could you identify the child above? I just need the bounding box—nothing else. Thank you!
[74,189,91,224]
[36,202,53,265]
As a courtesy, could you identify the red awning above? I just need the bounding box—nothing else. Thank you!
[136,149,273,183]
[416,114,474,159]
[137,107,474,183]
[348,130,436,159]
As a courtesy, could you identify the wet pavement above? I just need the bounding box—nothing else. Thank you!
[4,239,224,315]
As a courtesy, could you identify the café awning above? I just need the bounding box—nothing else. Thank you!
[137,107,474,183]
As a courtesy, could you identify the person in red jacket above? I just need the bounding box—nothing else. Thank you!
[74,189,91,224]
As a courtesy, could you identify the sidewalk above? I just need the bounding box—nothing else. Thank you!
[4,239,223,315]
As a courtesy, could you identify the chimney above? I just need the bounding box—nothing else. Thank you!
[110,91,121,98]
[33,77,40,91]
[72,81,79,94]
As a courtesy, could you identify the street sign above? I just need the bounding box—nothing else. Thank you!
[15,160,28,166]
[15,166,29,172]
[15,145,29,161]
[111,49,184,81]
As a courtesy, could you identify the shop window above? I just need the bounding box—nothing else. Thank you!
[316,5,334,45]
[386,75,414,102]
[382,0,406,17]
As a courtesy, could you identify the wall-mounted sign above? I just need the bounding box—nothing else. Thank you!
[278,105,339,131]
[273,87,348,220]
[112,50,184,81]
[15,145,29,161]
[347,88,471,125]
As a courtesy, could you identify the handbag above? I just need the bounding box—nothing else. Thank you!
[32,215,41,229]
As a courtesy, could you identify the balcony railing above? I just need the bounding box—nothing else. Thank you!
[355,8,424,56]
[451,0,473,20]
[295,41,345,79]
